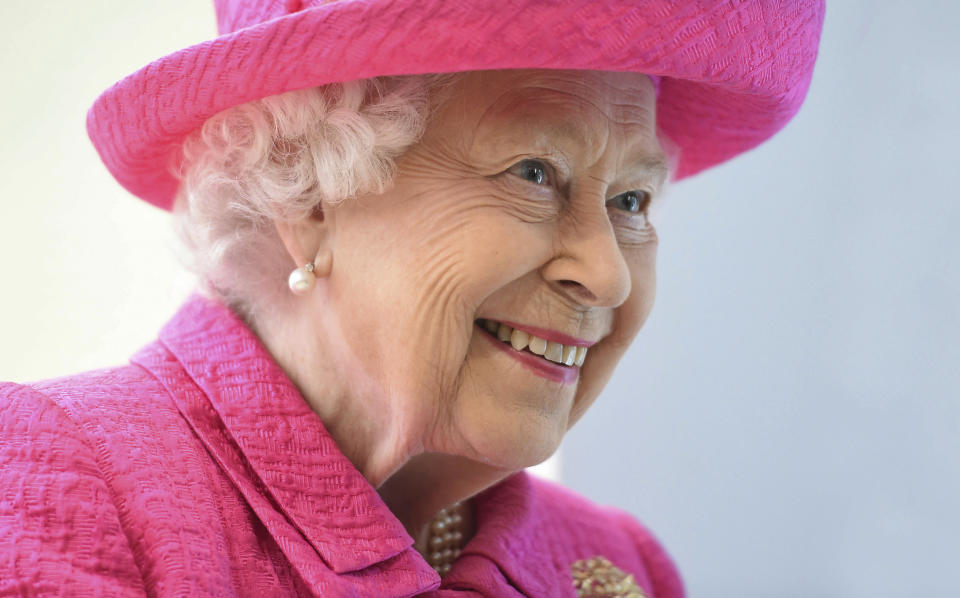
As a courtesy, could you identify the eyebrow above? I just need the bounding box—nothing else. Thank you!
[540,119,670,189]
[492,103,671,189]
[630,154,671,190]
[555,121,670,190]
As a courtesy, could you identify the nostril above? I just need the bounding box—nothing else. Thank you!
[557,280,598,302]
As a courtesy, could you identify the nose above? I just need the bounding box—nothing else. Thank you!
[540,210,632,308]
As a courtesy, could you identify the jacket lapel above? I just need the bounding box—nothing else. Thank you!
[132,293,438,596]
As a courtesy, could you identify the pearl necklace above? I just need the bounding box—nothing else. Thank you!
[424,502,468,576]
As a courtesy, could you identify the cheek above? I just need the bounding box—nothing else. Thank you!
[607,238,658,349]
[626,242,658,332]
[397,183,557,305]
[567,243,657,425]
[337,185,557,398]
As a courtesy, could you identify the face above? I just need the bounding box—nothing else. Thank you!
[317,69,667,470]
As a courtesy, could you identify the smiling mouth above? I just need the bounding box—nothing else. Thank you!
[475,319,588,367]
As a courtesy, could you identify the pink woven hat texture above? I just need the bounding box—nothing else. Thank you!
[87,0,826,211]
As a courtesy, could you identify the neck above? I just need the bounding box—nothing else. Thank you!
[377,452,507,542]
[250,299,512,544]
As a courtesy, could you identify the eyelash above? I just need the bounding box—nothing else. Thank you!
[509,159,554,186]
[507,158,653,216]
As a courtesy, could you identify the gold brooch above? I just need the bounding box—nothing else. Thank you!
[571,556,649,598]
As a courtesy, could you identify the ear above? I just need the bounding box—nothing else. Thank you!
[273,204,334,278]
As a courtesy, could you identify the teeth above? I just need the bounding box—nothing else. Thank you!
[479,319,589,367]
[510,329,530,351]
[544,341,563,363]
[527,335,547,356]
[575,346,587,367]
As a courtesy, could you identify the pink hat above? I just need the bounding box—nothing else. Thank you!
[87,0,825,211]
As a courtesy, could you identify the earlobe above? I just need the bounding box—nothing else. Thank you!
[311,249,333,278]
[275,217,335,295]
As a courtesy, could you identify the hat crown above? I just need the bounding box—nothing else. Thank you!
[214,0,331,34]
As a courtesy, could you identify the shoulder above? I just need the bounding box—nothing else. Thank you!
[13,359,171,420]
[0,379,148,595]
[1,355,207,484]
[0,360,191,498]
[0,357,206,513]
[525,474,686,598]
[2,357,187,442]
[0,378,96,455]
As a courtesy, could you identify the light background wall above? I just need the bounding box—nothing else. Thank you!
[0,1,956,596]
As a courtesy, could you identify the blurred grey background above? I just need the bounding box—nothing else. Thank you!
[1,1,957,596]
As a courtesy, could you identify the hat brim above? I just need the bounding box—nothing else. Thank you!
[87,0,825,210]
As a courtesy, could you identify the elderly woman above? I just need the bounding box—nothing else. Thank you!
[0,1,823,596]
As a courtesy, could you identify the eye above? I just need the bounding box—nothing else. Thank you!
[507,159,552,186]
[608,190,651,214]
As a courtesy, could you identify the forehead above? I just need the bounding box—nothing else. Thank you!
[438,70,663,176]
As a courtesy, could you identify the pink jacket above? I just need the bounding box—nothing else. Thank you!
[0,294,684,597]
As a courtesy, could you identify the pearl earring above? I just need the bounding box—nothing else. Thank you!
[288,262,316,295]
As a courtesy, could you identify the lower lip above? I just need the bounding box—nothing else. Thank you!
[476,323,580,384]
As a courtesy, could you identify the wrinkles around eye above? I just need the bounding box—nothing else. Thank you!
[491,171,562,224]
[610,214,658,248]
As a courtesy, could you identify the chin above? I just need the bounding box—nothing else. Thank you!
[443,335,580,470]
[454,394,570,471]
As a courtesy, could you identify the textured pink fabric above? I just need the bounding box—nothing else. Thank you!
[0,293,684,597]
[86,0,825,210]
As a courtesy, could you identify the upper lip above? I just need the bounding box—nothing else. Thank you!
[484,319,599,347]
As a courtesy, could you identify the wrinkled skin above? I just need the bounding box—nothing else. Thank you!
[265,69,667,540]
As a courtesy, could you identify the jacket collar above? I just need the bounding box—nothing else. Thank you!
[134,292,436,588]
[454,472,567,597]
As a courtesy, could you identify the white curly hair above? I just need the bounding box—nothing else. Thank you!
[171,74,460,323]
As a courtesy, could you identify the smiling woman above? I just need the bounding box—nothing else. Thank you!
[266,71,667,484]
[0,1,824,596]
